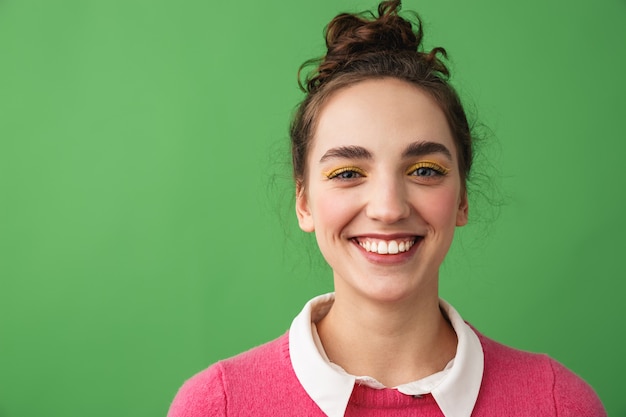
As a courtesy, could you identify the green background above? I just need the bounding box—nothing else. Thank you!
[1,0,624,415]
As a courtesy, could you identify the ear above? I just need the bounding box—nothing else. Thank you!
[295,182,315,232]
[456,190,469,226]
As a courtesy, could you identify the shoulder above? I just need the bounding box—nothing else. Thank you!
[167,333,292,417]
[474,330,606,416]
[549,357,607,417]
[217,332,292,383]
[167,360,227,417]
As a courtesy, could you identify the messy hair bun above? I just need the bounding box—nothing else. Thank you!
[301,0,448,93]
[291,0,472,191]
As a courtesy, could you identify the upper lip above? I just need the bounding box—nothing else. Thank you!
[349,233,421,240]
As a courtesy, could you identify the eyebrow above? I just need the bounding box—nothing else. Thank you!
[402,141,453,160]
[319,146,372,163]
[318,141,453,163]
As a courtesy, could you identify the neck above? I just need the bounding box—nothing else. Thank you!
[316,287,457,387]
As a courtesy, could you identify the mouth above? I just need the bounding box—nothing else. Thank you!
[353,236,421,255]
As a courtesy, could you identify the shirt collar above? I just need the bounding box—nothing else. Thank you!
[289,293,484,417]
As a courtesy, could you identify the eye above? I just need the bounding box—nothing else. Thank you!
[406,161,450,178]
[413,167,439,177]
[325,166,367,180]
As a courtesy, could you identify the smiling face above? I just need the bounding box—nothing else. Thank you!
[296,78,468,304]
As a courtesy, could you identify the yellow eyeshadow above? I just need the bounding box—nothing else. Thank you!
[405,160,450,175]
[323,166,367,179]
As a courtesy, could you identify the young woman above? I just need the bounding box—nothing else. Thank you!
[168,1,606,416]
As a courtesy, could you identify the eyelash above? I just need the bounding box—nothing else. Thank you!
[325,166,367,180]
[406,161,450,177]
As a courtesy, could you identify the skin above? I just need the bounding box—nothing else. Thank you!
[295,77,469,387]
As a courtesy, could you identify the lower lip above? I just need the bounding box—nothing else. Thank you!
[352,238,422,265]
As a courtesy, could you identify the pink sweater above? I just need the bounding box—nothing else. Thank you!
[167,331,606,416]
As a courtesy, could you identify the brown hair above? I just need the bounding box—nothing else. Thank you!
[290,0,473,189]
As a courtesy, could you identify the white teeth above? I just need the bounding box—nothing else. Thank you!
[357,238,416,255]
[378,241,388,254]
[388,241,398,254]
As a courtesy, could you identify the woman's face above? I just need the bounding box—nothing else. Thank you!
[296,78,468,303]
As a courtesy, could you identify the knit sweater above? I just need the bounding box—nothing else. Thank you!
[167,330,605,417]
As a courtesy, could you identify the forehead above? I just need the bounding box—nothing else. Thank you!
[311,78,456,162]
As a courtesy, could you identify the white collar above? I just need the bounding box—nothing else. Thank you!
[289,293,484,417]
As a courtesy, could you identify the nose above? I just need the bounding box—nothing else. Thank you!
[364,177,411,224]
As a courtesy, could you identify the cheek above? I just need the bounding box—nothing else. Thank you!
[312,190,356,236]
[418,187,462,227]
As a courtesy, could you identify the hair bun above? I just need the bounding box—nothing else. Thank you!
[302,0,435,92]
[326,2,418,57]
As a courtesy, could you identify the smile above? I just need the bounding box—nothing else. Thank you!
[355,237,418,255]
